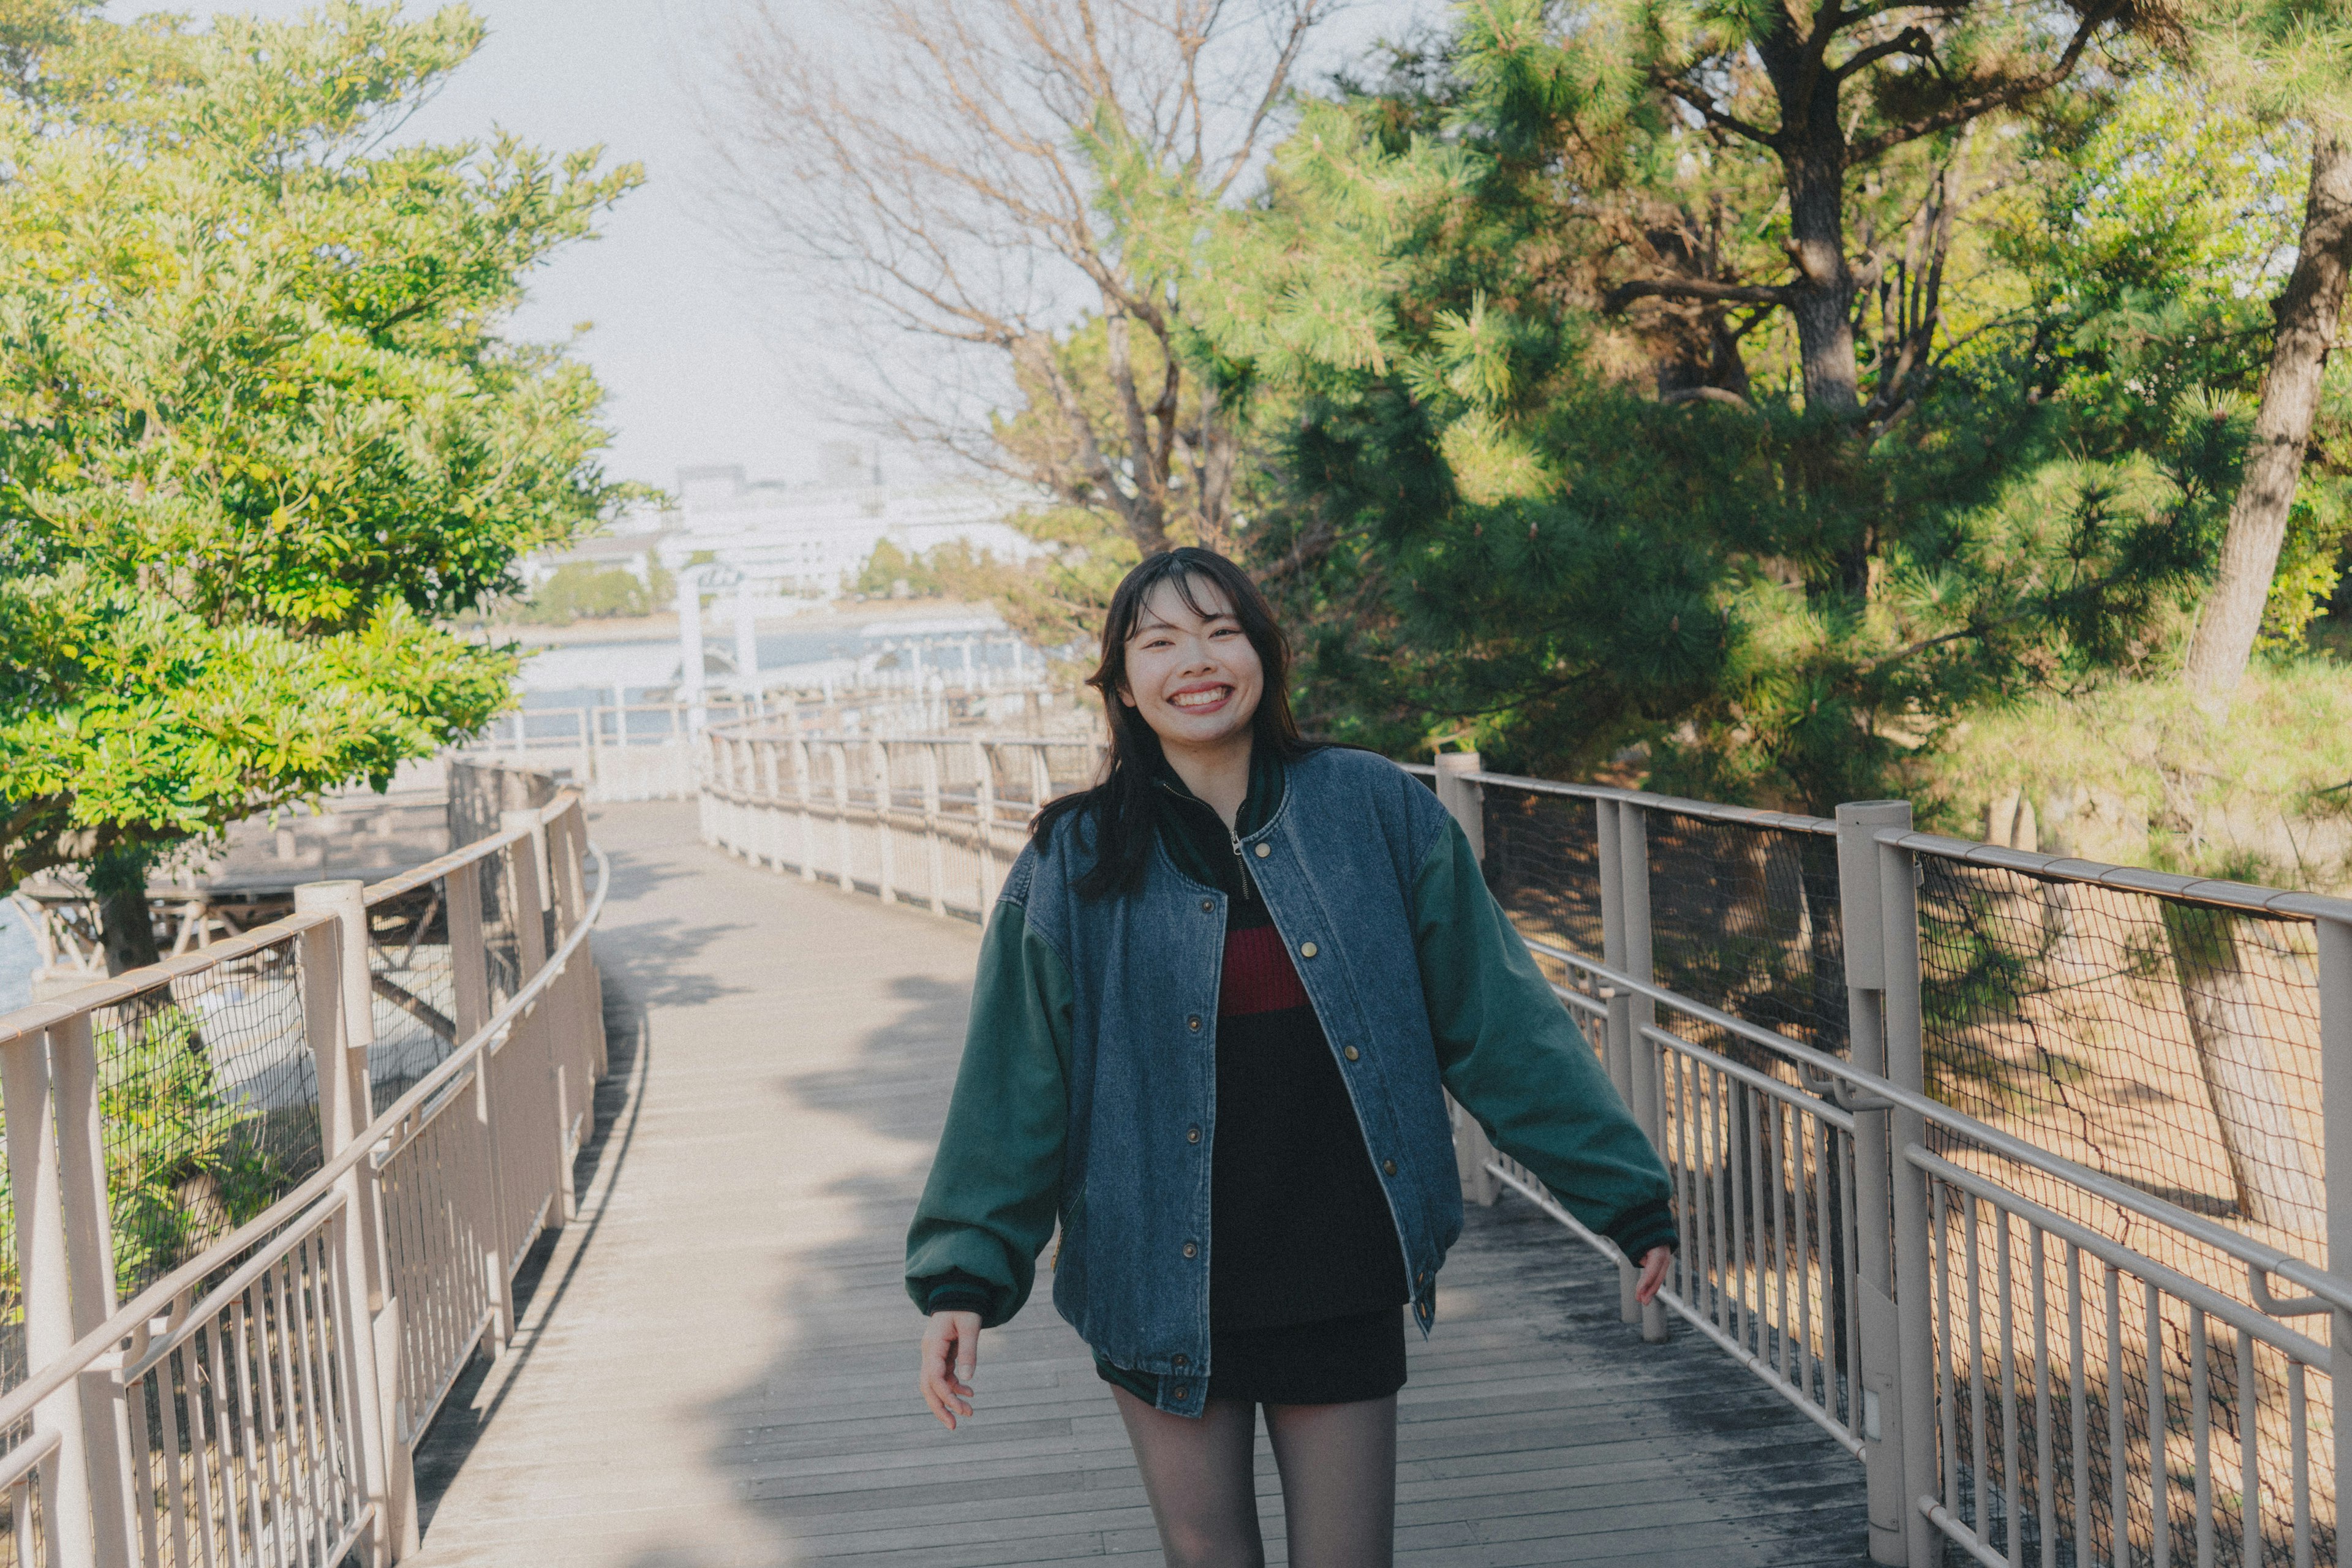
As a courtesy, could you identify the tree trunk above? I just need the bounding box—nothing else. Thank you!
[2163,905,2323,1232]
[97,872,163,976]
[1757,38,1870,598]
[2183,134,2352,706]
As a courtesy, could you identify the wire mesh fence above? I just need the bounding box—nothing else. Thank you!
[1915,855,2327,1253]
[477,850,524,1012]
[364,882,460,1118]
[86,940,323,1302]
[1647,809,1849,1060]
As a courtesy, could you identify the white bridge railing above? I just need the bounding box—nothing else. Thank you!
[0,778,608,1567]
[695,719,1105,921]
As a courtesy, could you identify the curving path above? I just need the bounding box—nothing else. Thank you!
[404,799,1873,1567]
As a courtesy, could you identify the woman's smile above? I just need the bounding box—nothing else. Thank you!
[1169,684,1234,713]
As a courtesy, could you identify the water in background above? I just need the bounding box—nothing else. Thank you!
[0,897,37,1012]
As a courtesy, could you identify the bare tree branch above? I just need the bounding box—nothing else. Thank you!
[704,0,1333,555]
[1659,78,1782,149]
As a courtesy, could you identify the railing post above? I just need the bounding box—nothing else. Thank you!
[830,745,854,891]
[1616,803,1668,1344]
[761,741,783,868]
[872,740,897,906]
[293,881,411,1562]
[2318,914,2352,1534]
[1833,800,1914,1564]
[792,739,816,881]
[48,1012,135,1567]
[974,741,998,907]
[446,859,516,1353]
[1593,796,1641,1322]
[1433,752,1501,1208]
[4,1021,95,1567]
[922,744,948,916]
[501,809,573,1234]
[1874,814,1939,1568]
[1028,746,1052,815]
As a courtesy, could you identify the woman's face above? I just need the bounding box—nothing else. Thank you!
[1118,576,1264,753]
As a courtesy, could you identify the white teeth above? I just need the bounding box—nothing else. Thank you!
[1171,688,1229,709]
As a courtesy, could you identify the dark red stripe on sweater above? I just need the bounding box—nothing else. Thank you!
[1219,924,1311,1017]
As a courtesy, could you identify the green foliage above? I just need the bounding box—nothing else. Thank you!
[96,1005,292,1292]
[1914,660,2352,881]
[848,539,941,599]
[1106,9,2324,807]
[510,558,671,625]
[0,1003,295,1302]
[0,2,640,889]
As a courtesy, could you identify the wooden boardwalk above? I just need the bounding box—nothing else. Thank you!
[407,800,1874,1567]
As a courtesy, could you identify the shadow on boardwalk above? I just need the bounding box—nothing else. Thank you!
[410,801,1876,1568]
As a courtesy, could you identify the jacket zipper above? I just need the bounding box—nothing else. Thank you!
[1229,827,1253,900]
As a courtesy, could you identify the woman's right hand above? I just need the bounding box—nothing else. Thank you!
[919,1310,983,1430]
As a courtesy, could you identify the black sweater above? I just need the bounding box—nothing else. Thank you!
[1156,753,1408,1330]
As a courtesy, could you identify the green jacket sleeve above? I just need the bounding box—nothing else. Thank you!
[1414,816,1678,1261]
[904,895,1075,1326]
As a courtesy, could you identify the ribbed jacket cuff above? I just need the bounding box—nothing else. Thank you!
[917,1270,993,1317]
[1604,1197,1678,1263]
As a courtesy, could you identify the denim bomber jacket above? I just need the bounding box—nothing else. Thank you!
[904,746,1676,1418]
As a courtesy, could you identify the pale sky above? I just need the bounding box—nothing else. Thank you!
[124,1,1433,496]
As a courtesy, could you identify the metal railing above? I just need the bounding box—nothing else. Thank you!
[0,774,608,1567]
[1427,755,2352,1568]
[698,734,2352,1564]
[696,719,1106,921]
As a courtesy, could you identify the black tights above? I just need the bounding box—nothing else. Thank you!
[1110,1386,1396,1568]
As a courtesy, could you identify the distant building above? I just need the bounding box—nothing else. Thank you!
[529,452,1040,606]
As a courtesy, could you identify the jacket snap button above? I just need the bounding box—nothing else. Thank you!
[1187,1125,1201,1144]
[1182,1241,1198,1259]
[1300,941,1317,959]
[1201,899,1215,913]
[1343,1046,1360,1061]
[1188,1015,1202,1032]
[1253,842,1270,859]
[1172,1354,1188,1369]
[1382,1159,1398,1176]
[1173,1384,1191,1400]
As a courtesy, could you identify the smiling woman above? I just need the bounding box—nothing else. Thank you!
[903,548,1681,1567]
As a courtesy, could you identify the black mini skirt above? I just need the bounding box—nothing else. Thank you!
[1095,1306,1407,1407]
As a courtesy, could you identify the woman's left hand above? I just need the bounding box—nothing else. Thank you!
[1634,1245,1672,1305]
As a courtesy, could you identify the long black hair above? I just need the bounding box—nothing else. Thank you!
[1033,548,1315,899]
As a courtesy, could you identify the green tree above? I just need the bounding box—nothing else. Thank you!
[0,2,640,968]
[2175,1,2352,703]
[1123,4,2302,810]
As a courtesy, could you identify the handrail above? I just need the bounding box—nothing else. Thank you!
[1523,933,2352,1321]
[1878,824,2352,923]
[0,1426,62,1496]
[1457,760,2352,917]
[0,909,335,1052]
[0,829,612,1440]
[361,816,536,905]
[1466,768,1838,837]
[704,725,1098,749]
